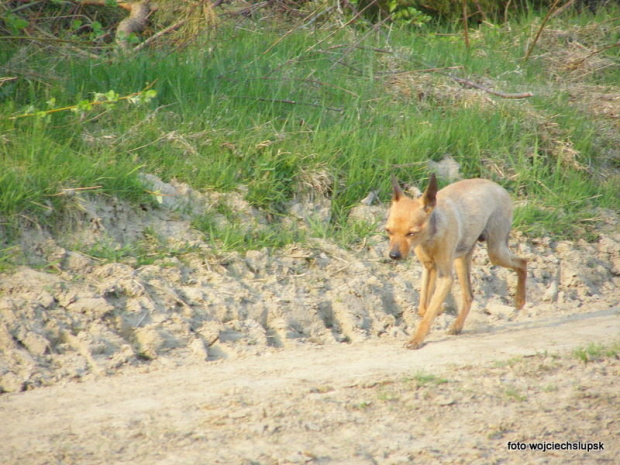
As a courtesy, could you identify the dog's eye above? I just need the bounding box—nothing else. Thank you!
[406,231,418,237]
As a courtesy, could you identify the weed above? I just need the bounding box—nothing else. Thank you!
[0,246,19,273]
[191,213,306,254]
[504,386,528,402]
[377,389,401,402]
[350,401,373,410]
[573,342,620,364]
[405,371,449,387]
[492,356,524,368]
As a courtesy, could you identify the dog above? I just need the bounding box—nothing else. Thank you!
[386,174,527,349]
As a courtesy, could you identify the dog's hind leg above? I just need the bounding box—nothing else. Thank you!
[448,250,474,335]
[487,225,527,310]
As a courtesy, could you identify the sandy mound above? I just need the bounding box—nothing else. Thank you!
[1,175,619,393]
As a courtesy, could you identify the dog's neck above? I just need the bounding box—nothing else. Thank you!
[428,210,438,238]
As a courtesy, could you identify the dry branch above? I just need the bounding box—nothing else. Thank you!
[568,41,620,69]
[116,0,151,50]
[132,18,187,52]
[446,74,534,99]
[462,0,470,49]
[524,0,562,62]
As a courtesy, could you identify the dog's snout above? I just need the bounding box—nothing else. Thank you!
[389,250,402,260]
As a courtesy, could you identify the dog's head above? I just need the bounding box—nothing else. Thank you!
[385,174,437,260]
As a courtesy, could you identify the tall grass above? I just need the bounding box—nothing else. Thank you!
[1,7,618,253]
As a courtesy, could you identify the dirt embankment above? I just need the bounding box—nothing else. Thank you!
[1,175,619,393]
[0,174,618,464]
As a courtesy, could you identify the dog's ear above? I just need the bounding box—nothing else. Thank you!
[391,176,404,202]
[422,173,437,211]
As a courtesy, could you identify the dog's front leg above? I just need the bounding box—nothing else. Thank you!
[406,268,453,350]
[418,262,436,316]
[448,253,474,335]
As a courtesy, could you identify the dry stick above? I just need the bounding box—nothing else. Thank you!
[75,0,133,10]
[262,5,335,56]
[550,0,576,18]
[503,0,512,23]
[330,11,394,70]
[462,0,470,49]
[447,74,534,99]
[524,0,562,63]
[10,0,132,9]
[0,77,17,87]
[271,0,384,76]
[472,0,488,22]
[116,0,151,51]
[253,97,342,113]
[377,66,464,76]
[132,18,187,52]
[570,41,620,68]
[31,23,101,59]
[406,55,534,99]
[259,76,360,97]
[50,186,103,196]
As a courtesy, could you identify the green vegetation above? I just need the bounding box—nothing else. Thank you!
[573,341,620,364]
[504,386,528,402]
[1,2,619,259]
[405,371,449,386]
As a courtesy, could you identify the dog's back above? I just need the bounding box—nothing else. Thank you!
[437,179,514,257]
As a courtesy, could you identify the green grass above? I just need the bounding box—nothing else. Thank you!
[504,386,528,402]
[405,371,449,387]
[1,6,619,259]
[78,229,199,267]
[191,213,307,254]
[573,342,620,364]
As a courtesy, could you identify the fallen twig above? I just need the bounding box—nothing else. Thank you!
[253,97,342,113]
[446,74,534,99]
[569,41,620,68]
[50,186,103,197]
[132,19,187,52]
[378,66,464,76]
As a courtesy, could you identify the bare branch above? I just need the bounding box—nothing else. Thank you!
[447,74,534,99]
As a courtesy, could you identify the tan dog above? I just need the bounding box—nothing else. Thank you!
[386,174,527,349]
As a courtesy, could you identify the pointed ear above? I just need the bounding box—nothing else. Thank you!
[422,173,437,211]
[391,176,404,202]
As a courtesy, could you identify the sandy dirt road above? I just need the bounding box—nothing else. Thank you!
[1,307,618,465]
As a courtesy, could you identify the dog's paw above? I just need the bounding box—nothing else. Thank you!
[446,324,462,335]
[404,339,424,350]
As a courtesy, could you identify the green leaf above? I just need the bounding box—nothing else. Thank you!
[105,90,120,103]
[76,100,93,112]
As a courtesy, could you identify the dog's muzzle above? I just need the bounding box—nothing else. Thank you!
[389,250,402,260]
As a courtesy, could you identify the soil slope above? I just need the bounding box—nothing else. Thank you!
[0,176,618,464]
